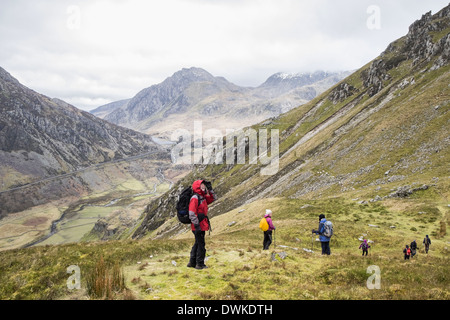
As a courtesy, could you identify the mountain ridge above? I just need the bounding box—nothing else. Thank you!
[91,67,351,137]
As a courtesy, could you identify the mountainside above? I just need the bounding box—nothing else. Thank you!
[92,67,350,137]
[0,67,172,219]
[132,4,450,240]
[0,67,164,189]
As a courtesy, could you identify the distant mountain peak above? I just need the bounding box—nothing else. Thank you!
[260,70,336,88]
[168,67,215,83]
[93,67,349,135]
[271,71,329,80]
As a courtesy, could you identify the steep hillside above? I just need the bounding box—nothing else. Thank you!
[0,67,169,217]
[133,5,450,240]
[92,67,349,138]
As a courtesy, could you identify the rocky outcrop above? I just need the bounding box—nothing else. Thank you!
[132,183,183,238]
[404,7,450,66]
[388,184,431,198]
[362,4,450,96]
[329,82,358,103]
[362,59,391,97]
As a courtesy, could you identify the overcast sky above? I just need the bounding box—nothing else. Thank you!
[1,0,448,111]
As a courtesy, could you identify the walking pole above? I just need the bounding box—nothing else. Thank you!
[273,229,276,248]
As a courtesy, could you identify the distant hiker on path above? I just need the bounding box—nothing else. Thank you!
[410,240,418,258]
[359,239,371,256]
[423,235,431,254]
[312,214,332,255]
[261,209,276,250]
[403,245,411,260]
[187,180,216,270]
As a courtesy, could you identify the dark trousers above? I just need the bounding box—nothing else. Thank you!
[190,231,206,267]
[321,241,331,255]
[263,230,272,250]
[362,249,368,256]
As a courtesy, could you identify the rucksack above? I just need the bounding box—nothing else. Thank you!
[259,217,269,231]
[406,248,411,255]
[176,187,205,224]
[322,220,333,238]
[176,187,194,224]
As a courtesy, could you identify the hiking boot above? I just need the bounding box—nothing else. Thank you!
[187,262,195,268]
[195,265,208,270]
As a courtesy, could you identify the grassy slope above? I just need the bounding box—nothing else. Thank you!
[0,195,448,300]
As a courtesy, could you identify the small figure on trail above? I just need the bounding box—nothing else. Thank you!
[403,244,411,260]
[423,235,431,254]
[261,209,276,250]
[312,214,332,255]
[410,240,418,258]
[359,239,371,256]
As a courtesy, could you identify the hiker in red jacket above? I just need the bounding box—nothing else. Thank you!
[403,244,411,260]
[187,179,216,269]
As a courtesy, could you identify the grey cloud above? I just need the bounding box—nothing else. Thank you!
[1,0,449,111]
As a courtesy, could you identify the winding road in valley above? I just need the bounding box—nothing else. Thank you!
[0,150,170,195]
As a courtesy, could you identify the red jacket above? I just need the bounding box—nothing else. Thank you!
[189,180,216,231]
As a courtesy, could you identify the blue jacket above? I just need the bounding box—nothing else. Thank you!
[314,218,330,242]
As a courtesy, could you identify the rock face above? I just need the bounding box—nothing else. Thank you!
[0,66,164,191]
[361,6,450,97]
[329,82,359,104]
[405,7,450,66]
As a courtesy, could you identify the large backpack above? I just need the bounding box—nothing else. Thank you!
[176,187,205,224]
[322,220,333,238]
[176,187,194,224]
[259,217,269,231]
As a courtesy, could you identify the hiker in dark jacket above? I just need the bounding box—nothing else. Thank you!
[359,239,371,256]
[187,179,216,269]
[410,240,417,258]
[403,245,411,260]
[423,235,431,254]
[263,209,276,250]
[312,214,331,255]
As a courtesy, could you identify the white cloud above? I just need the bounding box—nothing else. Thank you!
[0,0,448,111]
